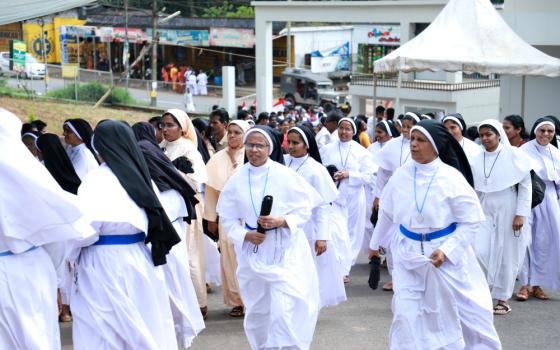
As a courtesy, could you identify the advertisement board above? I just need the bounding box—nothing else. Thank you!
[147,29,209,46]
[353,25,401,46]
[10,39,26,72]
[209,28,255,48]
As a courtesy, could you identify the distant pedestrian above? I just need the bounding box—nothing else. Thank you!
[197,70,208,96]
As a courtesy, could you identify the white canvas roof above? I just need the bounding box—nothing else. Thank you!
[0,0,95,26]
[374,0,560,77]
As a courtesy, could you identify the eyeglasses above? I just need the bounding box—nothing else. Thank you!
[245,143,268,151]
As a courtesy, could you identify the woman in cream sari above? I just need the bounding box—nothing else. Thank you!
[160,109,210,318]
[205,120,250,317]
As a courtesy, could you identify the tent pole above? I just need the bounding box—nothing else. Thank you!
[521,76,526,117]
[373,73,378,111]
[395,71,402,114]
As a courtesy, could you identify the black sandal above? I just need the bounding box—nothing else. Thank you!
[493,302,511,315]
[229,306,244,318]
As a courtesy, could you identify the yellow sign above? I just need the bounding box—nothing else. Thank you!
[23,17,85,64]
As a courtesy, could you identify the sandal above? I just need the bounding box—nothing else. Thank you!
[229,306,245,318]
[382,281,393,292]
[200,306,208,320]
[516,286,531,301]
[531,286,549,300]
[343,276,350,284]
[493,301,511,315]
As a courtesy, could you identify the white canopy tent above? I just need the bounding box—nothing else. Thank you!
[0,0,95,26]
[373,0,560,116]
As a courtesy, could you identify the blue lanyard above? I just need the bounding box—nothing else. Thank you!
[413,165,439,216]
[248,167,270,220]
[338,142,351,169]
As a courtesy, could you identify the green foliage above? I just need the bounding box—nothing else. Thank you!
[46,82,136,105]
[202,2,254,18]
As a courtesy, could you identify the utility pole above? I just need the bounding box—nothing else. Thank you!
[39,18,48,93]
[287,0,291,69]
[150,0,158,107]
[124,0,130,91]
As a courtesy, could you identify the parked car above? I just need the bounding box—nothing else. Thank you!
[280,68,349,110]
[0,52,46,79]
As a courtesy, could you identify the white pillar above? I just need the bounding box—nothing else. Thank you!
[351,95,366,115]
[446,72,463,83]
[255,18,273,114]
[222,66,236,118]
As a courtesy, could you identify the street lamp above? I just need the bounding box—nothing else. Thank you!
[150,9,181,107]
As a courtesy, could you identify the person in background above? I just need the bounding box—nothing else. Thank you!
[316,110,341,149]
[356,115,371,148]
[184,87,196,112]
[385,108,395,121]
[170,63,178,92]
[205,120,250,318]
[367,105,386,142]
[63,119,98,180]
[503,114,528,147]
[188,71,198,96]
[237,110,252,121]
[517,117,560,302]
[209,108,230,152]
[149,116,165,144]
[466,126,481,144]
[21,131,40,159]
[31,119,48,134]
[268,112,278,129]
[197,70,208,96]
[256,112,269,126]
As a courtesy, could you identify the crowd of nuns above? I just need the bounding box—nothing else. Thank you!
[1,103,560,350]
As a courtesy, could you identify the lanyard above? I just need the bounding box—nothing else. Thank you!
[413,165,439,223]
[248,167,270,220]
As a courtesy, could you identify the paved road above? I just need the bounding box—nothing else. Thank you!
[60,257,560,349]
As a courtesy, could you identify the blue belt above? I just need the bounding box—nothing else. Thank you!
[399,223,457,242]
[94,232,146,246]
[0,246,38,257]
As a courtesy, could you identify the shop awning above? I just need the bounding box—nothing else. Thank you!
[0,0,95,26]
[374,0,560,77]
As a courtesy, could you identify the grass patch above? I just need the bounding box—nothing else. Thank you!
[46,81,136,105]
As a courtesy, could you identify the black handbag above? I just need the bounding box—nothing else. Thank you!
[529,170,545,208]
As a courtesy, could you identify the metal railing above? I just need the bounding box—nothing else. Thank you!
[350,74,500,91]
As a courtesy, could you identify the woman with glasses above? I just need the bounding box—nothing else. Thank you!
[160,109,210,319]
[217,125,322,350]
[320,117,377,281]
[516,117,560,301]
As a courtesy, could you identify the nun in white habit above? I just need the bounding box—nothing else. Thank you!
[133,122,205,348]
[217,126,322,350]
[320,117,378,275]
[442,113,482,163]
[72,120,179,349]
[285,125,347,308]
[369,119,501,350]
[0,108,95,350]
[63,118,98,180]
[471,119,532,315]
[517,117,560,300]
[373,112,419,290]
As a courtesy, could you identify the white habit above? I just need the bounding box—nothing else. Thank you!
[370,157,501,350]
[471,139,532,300]
[321,139,378,272]
[519,139,560,290]
[72,164,178,349]
[285,154,347,308]
[217,159,321,350]
[0,109,95,350]
[67,143,98,180]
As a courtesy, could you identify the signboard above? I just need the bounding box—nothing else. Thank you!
[354,25,400,46]
[59,26,97,64]
[209,28,255,48]
[0,23,22,52]
[311,42,349,73]
[146,29,209,46]
[98,27,147,43]
[10,39,26,72]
